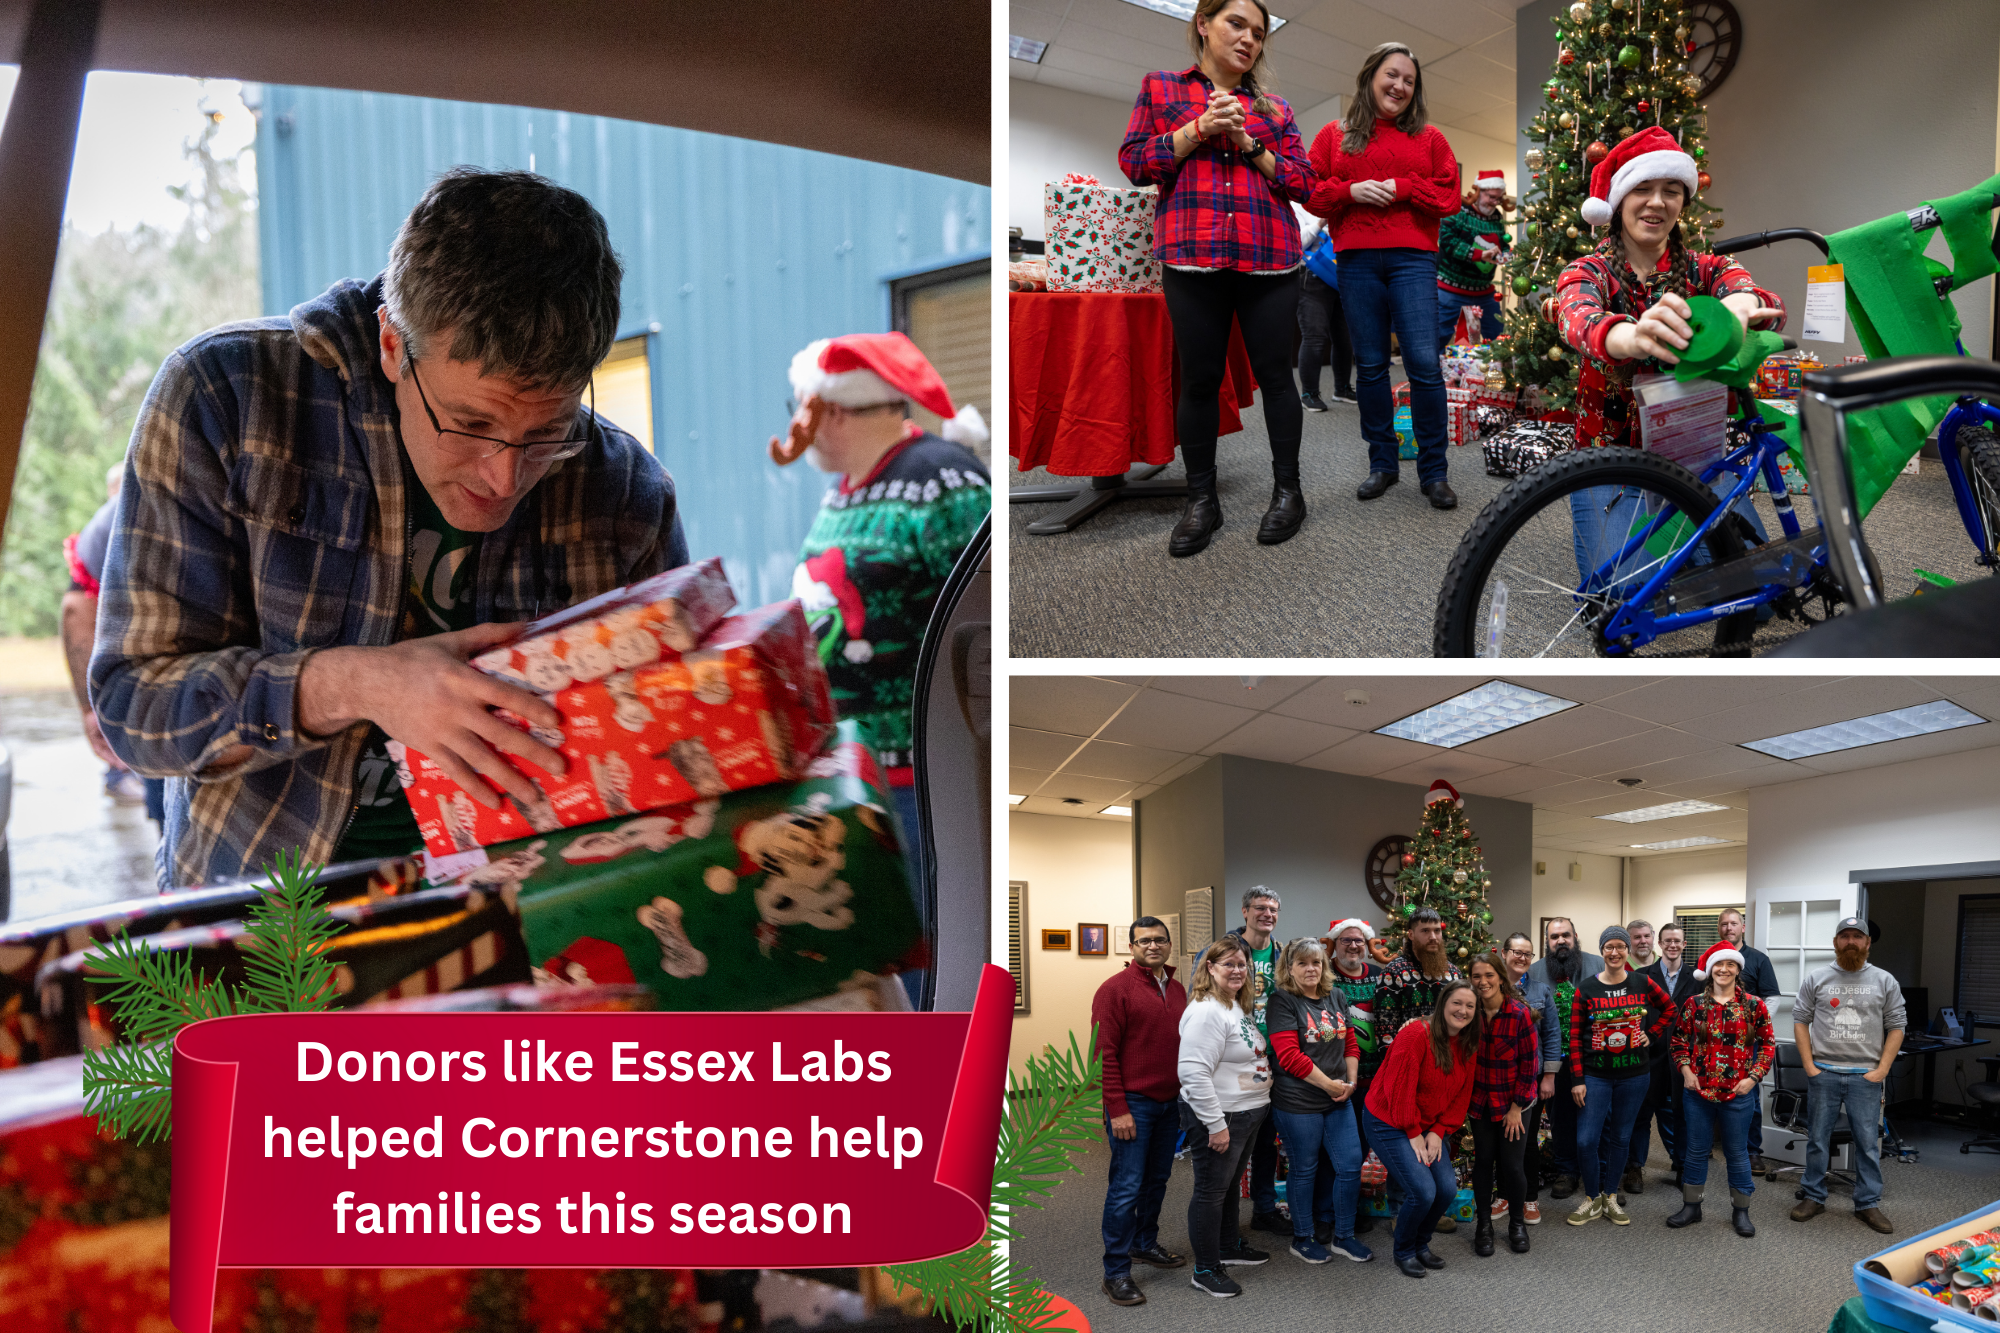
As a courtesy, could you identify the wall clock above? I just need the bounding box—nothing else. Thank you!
[1683,0,1741,99]
[1364,835,1410,910]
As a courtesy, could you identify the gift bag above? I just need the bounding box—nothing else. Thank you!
[1043,175,1162,294]
[1482,419,1572,478]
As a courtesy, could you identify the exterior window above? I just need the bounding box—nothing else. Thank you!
[891,259,989,458]
[591,335,653,454]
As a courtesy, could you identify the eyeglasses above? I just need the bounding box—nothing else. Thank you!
[408,358,594,464]
[1132,936,1171,949]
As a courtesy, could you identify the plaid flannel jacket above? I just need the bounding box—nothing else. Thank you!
[91,276,688,890]
[1470,997,1540,1119]
[1671,991,1777,1101]
[1118,67,1314,272]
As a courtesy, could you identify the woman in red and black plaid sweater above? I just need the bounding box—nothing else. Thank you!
[1467,953,1538,1257]
[1668,942,1776,1237]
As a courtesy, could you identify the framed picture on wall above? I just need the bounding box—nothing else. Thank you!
[1078,923,1108,957]
[1113,926,1132,955]
[1041,928,1072,951]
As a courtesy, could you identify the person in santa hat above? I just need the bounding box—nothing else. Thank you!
[1435,168,1514,351]
[773,332,989,896]
[1551,125,1787,585]
[1666,941,1775,1237]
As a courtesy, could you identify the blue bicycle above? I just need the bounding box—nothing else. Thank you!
[1434,194,2000,658]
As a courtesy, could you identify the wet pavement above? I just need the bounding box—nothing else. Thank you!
[1,688,161,924]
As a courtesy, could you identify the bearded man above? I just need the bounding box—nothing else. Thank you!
[1790,918,1905,1235]
[1530,918,1599,1200]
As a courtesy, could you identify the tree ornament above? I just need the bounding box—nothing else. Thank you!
[1401,902,1416,918]
[1598,20,1612,37]
[1617,43,1643,68]
[1526,220,1540,238]
[1555,159,1571,175]
[1610,0,1626,9]
[1456,900,1469,917]
[1559,47,1575,66]
[1692,143,1707,159]
[1452,869,1468,885]
[1401,851,1416,866]
[1585,140,1610,165]
[1525,148,1545,171]
[1637,99,1650,114]
[1541,296,1558,322]
[1683,73,1703,96]
[1481,910,1494,924]
[1545,80,1562,101]
[1457,946,1469,959]
[1697,170,1712,191]
[1512,273,1533,296]
[1558,111,1575,129]
[1569,0,1590,20]
[1565,224,1580,238]
[1674,23,1688,40]
[1548,345,1565,361]
[1619,124,1637,139]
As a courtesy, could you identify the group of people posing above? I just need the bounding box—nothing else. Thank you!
[1117,0,1783,558]
[1091,889,1906,1303]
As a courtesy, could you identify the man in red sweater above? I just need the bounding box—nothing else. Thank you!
[1093,917,1188,1306]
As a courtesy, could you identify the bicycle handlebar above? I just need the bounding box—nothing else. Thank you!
[1711,227,1831,258]
[1800,354,2000,410]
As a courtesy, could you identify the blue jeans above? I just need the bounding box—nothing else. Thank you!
[1680,1087,1757,1201]
[1802,1070,1885,1208]
[1360,1104,1456,1261]
[1437,289,1502,350]
[1568,478,1773,590]
[1340,247,1449,485]
[891,783,927,1008]
[1271,1101,1364,1240]
[1101,1092,1180,1279]
[1576,1073,1649,1198]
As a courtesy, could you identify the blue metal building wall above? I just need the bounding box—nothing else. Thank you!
[255,85,990,607]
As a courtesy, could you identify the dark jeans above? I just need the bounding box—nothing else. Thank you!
[1681,1087,1758,1202]
[1749,1082,1766,1155]
[1360,1104,1457,1261]
[1577,1072,1650,1198]
[1469,1114,1529,1221]
[1183,1102,1269,1271]
[1437,288,1503,351]
[1802,1070,1886,1208]
[891,783,926,1008]
[1628,1057,1682,1174]
[1297,271,1353,397]
[1523,1098,1546,1200]
[1270,1101,1364,1239]
[1101,1092,1180,1279]
[1249,1105,1280,1216]
[1160,265,1305,489]
[1338,246,1449,485]
[1547,1069,1580,1178]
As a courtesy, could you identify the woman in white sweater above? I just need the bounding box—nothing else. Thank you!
[1178,936,1274,1299]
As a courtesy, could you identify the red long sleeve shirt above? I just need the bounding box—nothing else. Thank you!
[1364,1018,1477,1139]
[1091,961,1188,1119]
[1305,119,1461,253]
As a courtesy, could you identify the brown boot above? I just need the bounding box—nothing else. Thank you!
[1855,1208,1893,1234]
[1790,1199,1825,1222]
[1621,1165,1645,1195]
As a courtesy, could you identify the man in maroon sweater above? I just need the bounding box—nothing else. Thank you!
[1094,917,1188,1306]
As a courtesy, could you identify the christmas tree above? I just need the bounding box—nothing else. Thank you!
[1382,780,1496,965]
[1497,0,1723,408]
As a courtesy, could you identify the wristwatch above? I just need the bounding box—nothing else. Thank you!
[1240,138,1268,162]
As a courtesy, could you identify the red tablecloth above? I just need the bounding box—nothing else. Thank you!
[1010,291,1258,477]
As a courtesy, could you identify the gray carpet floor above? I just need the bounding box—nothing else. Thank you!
[1014,1116,2000,1332]
[1007,387,1994,659]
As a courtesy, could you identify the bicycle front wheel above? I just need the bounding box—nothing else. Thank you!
[1958,424,2000,567]
[1434,447,1759,658]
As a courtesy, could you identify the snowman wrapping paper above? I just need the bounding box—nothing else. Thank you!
[436,725,923,1012]
[395,575,836,860]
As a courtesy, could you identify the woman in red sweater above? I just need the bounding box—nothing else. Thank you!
[1306,43,1463,509]
[1360,980,1480,1279]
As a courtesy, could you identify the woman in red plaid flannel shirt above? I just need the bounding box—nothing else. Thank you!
[1118,0,1316,558]
[1667,941,1776,1237]
[1467,953,1539,1257]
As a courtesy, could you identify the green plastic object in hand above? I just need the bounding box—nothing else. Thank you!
[1672,295,1784,389]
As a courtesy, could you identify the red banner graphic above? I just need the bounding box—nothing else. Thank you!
[169,965,1014,1333]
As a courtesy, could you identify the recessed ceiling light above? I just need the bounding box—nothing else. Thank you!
[1597,800,1729,824]
[1630,836,1733,850]
[1741,700,1988,760]
[1101,805,1133,817]
[1115,0,1285,32]
[1009,35,1048,63]
[1007,794,1027,805]
[1375,681,1578,749]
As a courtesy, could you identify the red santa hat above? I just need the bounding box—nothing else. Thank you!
[1328,917,1376,941]
[788,332,989,448]
[1692,940,1746,980]
[1424,779,1463,809]
[1473,168,1507,191]
[1579,125,1699,229]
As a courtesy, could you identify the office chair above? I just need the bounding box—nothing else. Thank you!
[1963,1056,2000,1155]
[1766,1043,1857,1195]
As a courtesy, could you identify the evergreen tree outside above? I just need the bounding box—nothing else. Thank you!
[1382,779,1496,965]
[1497,0,1720,408]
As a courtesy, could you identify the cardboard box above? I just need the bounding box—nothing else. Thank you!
[1044,179,1162,294]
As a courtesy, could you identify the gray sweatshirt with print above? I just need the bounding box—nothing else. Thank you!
[1793,963,1906,1068]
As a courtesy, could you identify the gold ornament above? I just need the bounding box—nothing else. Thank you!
[1683,73,1703,96]
[1525,148,1545,171]
[1674,24,1688,40]
[1598,20,1612,37]
[1619,124,1637,138]
[1565,224,1580,238]
[1548,345,1566,361]
[1457,946,1470,958]
[1558,111,1575,129]
[1453,869,1468,885]
[1569,0,1590,20]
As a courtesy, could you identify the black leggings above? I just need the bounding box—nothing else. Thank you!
[1160,265,1304,490]
[1296,271,1353,397]
[1470,1115,1529,1222]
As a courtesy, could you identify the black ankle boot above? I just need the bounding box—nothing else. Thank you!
[1507,1218,1530,1253]
[1732,1206,1755,1237]
[1168,483,1223,557]
[1666,1202,1702,1228]
[1256,483,1306,545]
[1473,1217,1494,1257]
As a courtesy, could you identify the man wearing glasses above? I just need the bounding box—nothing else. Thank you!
[1092,918,1188,1306]
[93,169,686,888]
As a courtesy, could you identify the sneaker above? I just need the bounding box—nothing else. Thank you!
[1301,391,1329,412]
[1603,1193,1631,1225]
[1490,1197,1510,1221]
[1329,1235,1374,1263]
[1333,387,1359,403]
[1248,1208,1290,1235]
[1218,1240,1270,1267]
[1189,1266,1242,1298]
[1290,1238,1334,1264]
[1524,1201,1542,1225]
[1567,1194,1605,1226]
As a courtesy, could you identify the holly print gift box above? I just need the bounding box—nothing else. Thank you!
[442,728,922,1012]
[1043,178,1162,294]
[397,592,836,860]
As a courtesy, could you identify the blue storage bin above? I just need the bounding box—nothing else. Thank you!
[1853,1202,2000,1333]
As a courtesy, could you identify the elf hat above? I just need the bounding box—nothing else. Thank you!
[1474,168,1506,191]
[1693,940,1746,980]
[1424,778,1463,808]
[1579,125,1698,228]
[1328,917,1376,941]
[788,332,989,447]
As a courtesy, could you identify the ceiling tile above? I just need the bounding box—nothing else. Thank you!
[1037,771,1142,805]
[1015,795,1081,817]
[1373,751,1518,787]
[1269,24,1370,80]
[1597,676,1805,725]
[1676,677,1940,744]
[1452,763,1564,797]
[1350,0,1511,49]
[1064,738,1192,783]
[1465,26,1515,72]
[1009,6,1067,44]
[1010,726,1086,771]
[1288,0,1458,52]
[1786,723,2000,774]
[1010,675,1140,737]
[1099,688,1262,750]
[1272,677,1477,729]
[1152,753,1213,786]
[1450,105,1526,145]
[1611,749,1788,788]
[1031,66,1130,100]
[1541,728,1724,778]
[1205,713,1359,764]
[1013,0,1079,16]
[1295,729,1443,776]
[1039,38,1163,90]
[1149,675,1315,708]
[1454,703,1657,763]
[1008,768,1054,798]
[1501,675,1665,703]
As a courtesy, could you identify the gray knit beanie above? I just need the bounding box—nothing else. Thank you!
[1599,924,1632,950]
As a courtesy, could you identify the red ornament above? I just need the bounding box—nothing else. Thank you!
[1685,38,1697,55]
[1584,140,1610,166]
[1541,296,1559,322]
[1697,170,1712,191]
[1636,99,1650,114]
[1401,852,1416,866]
[1559,47,1576,65]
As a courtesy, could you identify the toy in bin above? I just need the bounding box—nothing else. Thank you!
[1856,1204,2000,1331]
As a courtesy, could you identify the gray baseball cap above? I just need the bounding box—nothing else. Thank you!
[1835,916,1869,937]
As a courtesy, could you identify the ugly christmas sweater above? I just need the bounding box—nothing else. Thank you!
[1374,953,1462,1054]
[1566,971,1675,1081]
[1305,118,1461,253]
[1670,990,1776,1102]
[1330,959,1386,1082]
[1266,986,1361,1115]
[794,430,990,782]
[1437,203,1513,297]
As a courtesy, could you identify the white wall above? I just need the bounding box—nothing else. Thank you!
[1008,812,1135,1079]
[1631,846,1748,939]
[1011,82,1140,241]
[1530,847,1623,951]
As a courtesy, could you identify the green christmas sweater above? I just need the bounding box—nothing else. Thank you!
[793,432,990,777]
[1437,203,1512,297]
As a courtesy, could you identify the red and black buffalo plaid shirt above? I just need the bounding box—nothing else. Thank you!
[1671,990,1777,1102]
[1471,997,1541,1119]
[1118,67,1315,273]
